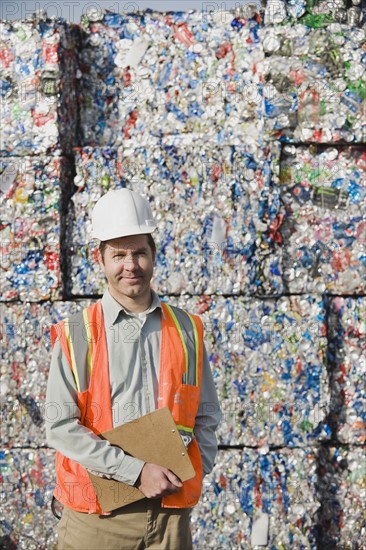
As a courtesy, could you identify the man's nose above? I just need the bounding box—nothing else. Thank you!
[123,254,138,268]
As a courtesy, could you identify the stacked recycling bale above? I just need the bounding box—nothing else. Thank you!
[0,14,83,549]
[256,40,366,540]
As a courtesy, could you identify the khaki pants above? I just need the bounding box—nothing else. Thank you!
[57,499,193,550]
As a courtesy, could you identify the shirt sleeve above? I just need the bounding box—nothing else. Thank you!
[194,345,222,476]
[45,338,145,485]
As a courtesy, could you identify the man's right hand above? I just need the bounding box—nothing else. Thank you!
[135,463,183,499]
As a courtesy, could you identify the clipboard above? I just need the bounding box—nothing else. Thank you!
[88,407,195,512]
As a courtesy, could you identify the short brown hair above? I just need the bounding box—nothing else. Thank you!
[99,234,156,262]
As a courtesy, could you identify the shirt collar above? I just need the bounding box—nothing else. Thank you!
[101,287,162,326]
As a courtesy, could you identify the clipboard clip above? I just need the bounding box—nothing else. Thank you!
[178,429,193,448]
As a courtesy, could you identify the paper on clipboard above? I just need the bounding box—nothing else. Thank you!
[88,407,195,512]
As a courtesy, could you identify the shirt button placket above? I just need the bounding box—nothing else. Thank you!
[140,332,150,413]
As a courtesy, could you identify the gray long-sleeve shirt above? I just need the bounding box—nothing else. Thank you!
[45,289,221,486]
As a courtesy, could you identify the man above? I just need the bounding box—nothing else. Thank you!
[46,189,221,550]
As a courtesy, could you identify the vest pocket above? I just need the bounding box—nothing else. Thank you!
[171,384,200,429]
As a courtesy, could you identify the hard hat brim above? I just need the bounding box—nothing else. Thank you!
[91,224,156,242]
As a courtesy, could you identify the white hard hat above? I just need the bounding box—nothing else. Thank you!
[91,189,157,241]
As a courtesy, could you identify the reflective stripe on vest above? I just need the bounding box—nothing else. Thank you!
[160,303,201,446]
[162,303,200,387]
[51,300,204,512]
[82,308,93,378]
[59,310,95,393]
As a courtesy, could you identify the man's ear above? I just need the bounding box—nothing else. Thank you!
[96,248,104,269]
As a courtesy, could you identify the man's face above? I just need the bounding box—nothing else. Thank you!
[98,234,155,306]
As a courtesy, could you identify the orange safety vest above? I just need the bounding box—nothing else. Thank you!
[50,300,204,513]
